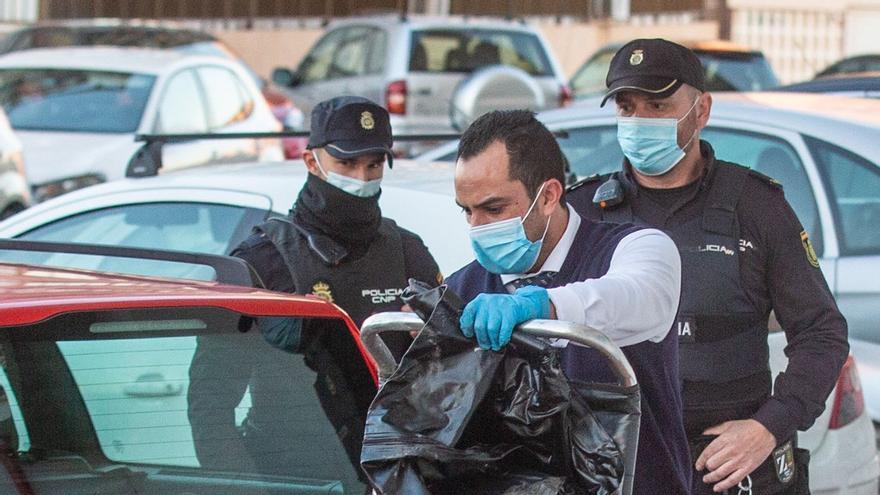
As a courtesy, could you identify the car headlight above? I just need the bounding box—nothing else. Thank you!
[33,174,104,202]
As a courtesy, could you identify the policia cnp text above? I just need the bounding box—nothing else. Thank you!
[186,96,441,477]
[568,39,848,494]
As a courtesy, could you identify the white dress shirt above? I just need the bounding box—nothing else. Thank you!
[502,205,681,347]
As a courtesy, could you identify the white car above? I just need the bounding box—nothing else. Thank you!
[0,154,875,493]
[0,47,283,201]
[420,92,880,375]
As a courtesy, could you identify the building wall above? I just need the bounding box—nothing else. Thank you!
[728,0,880,83]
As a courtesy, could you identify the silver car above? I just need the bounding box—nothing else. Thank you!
[271,15,569,152]
[0,46,284,202]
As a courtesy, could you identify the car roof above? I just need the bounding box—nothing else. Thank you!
[26,18,212,32]
[0,46,220,75]
[328,14,539,33]
[420,92,880,162]
[778,73,880,92]
[594,40,760,54]
[0,261,346,327]
[31,158,457,211]
[544,91,880,131]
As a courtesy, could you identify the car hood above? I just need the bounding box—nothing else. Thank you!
[17,130,139,186]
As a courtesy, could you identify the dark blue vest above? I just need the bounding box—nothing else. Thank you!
[446,217,691,495]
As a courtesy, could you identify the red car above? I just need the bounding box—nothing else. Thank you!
[0,241,376,494]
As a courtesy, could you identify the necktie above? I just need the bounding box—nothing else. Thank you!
[505,271,557,291]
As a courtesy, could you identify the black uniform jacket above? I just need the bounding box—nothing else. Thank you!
[568,141,849,444]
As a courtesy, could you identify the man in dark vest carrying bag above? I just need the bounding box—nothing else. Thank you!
[566,39,849,494]
[187,96,441,479]
[444,110,691,493]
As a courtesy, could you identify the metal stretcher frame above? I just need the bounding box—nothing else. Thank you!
[360,311,641,495]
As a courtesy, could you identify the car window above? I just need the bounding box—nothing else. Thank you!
[696,52,779,91]
[196,66,252,129]
[1,307,372,494]
[703,128,821,251]
[0,69,155,133]
[329,27,372,79]
[410,29,552,76]
[299,28,349,84]
[806,137,880,255]
[155,69,209,134]
[570,50,616,99]
[11,202,262,278]
[557,124,624,178]
[0,366,29,453]
[367,28,388,74]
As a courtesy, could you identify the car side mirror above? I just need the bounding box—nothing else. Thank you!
[272,68,300,88]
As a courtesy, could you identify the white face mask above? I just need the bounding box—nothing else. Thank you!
[313,151,382,198]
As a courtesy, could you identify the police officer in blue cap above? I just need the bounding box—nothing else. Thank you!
[444,109,690,493]
[188,96,441,477]
[567,39,848,494]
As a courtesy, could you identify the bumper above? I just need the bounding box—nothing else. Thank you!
[809,413,880,494]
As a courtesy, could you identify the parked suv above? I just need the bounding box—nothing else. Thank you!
[272,15,569,152]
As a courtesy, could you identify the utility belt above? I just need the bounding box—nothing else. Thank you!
[677,313,770,384]
[689,435,810,495]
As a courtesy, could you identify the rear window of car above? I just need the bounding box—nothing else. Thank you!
[695,51,779,91]
[0,68,155,133]
[409,28,553,76]
[0,306,373,494]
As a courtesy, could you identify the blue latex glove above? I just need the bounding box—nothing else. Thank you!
[459,286,551,351]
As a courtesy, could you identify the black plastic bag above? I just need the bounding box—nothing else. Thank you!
[360,282,639,494]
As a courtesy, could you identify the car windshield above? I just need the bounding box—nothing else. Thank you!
[0,68,155,133]
[696,51,779,91]
[410,28,553,76]
[569,50,615,99]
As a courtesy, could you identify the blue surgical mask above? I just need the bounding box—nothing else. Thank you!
[469,184,552,274]
[616,97,699,176]
[313,151,382,197]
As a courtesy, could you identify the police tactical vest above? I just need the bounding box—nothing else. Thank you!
[256,217,408,327]
[577,162,771,422]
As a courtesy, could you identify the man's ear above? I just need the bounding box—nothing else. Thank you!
[697,92,712,130]
[541,179,565,215]
[302,149,320,175]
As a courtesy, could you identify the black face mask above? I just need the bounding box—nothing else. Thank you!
[292,173,382,252]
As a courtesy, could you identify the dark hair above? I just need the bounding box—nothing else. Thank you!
[457,110,566,201]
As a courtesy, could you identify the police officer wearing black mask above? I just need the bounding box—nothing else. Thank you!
[239,95,442,318]
[568,39,849,494]
[187,96,441,478]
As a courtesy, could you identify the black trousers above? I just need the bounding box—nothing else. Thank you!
[689,435,811,495]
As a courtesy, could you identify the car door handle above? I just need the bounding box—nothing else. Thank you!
[414,87,432,96]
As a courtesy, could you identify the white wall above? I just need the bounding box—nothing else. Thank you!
[0,0,37,23]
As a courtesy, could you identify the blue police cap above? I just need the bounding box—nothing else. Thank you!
[307,96,394,167]
[601,39,705,107]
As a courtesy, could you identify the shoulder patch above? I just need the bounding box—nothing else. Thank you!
[747,168,783,190]
[567,173,604,193]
